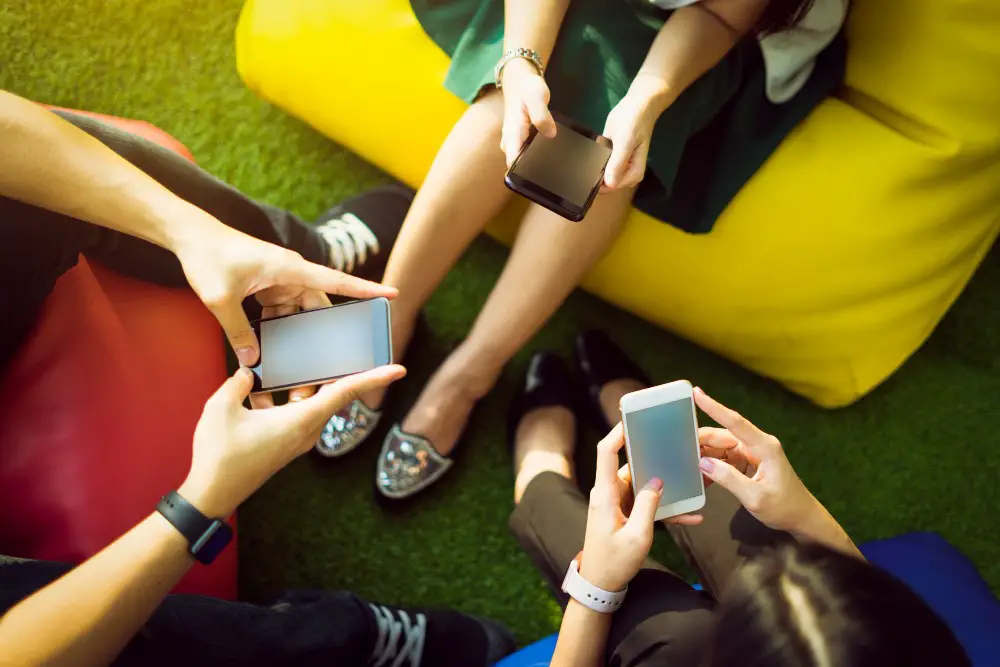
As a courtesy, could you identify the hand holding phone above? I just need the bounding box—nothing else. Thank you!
[248,297,393,394]
[504,113,613,222]
[620,380,706,521]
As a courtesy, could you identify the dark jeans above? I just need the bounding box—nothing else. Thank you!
[0,112,382,665]
[0,109,327,373]
[509,472,791,667]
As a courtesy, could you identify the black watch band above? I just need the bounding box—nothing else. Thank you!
[156,491,233,565]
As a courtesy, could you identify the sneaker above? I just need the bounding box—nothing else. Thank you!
[367,603,516,667]
[315,184,414,283]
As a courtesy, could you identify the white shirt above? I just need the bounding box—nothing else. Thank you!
[649,0,848,103]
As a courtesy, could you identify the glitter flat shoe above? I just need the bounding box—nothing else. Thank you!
[375,425,454,500]
[314,399,383,458]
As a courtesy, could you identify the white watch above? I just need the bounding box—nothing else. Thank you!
[561,558,627,614]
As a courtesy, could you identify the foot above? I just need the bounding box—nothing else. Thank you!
[366,603,515,667]
[315,184,414,283]
[374,345,498,500]
[400,345,498,458]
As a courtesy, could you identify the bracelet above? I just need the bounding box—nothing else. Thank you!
[494,48,544,89]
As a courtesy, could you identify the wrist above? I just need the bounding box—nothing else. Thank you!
[786,493,828,539]
[160,200,230,256]
[500,56,543,88]
[627,73,675,115]
[579,551,629,592]
[177,474,239,519]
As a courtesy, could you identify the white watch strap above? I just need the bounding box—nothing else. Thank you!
[561,558,627,614]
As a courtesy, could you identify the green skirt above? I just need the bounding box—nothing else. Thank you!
[411,0,846,233]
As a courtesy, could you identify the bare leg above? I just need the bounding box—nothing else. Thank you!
[401,186,636,454]
[513,406,576,504]
[361,91,512,407]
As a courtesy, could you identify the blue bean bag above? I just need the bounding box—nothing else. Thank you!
[495,532,1000,666]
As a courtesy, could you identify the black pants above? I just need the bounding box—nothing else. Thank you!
[0,112,384,665]
[509,472,791,667]
[0,109,327,373]
[0,556,384,666]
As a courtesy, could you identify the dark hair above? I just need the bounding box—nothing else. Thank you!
[707,542,970,667]
[754,0,816,35]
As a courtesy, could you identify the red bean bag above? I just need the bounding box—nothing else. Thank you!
[0,110,236,599]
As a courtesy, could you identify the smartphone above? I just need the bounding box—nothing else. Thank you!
[620,380,706,521]
[248,297,392,393]
[504,113,613,222]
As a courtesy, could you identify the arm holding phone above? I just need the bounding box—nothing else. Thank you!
[498,0,571,166]
[601,0,768,189]
[0,364,405,667]
[692,387,862,559]
[551,390,861,666]
[0,89,396,376]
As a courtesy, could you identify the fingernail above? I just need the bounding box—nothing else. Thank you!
[645,477,663,493]
[699,457,715,474]
[235,347,257,366]
[239,367,253,380]
[289,395,303,402]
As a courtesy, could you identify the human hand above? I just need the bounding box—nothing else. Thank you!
[694,387,820,533]
[178,364,406,517]
[172,220,396,400]
[601,75,669,191]
[579,424,699,592]
[500,58,557,167]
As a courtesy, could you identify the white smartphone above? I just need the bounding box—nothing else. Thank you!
[620,380,706,521]
[248,297,393,393]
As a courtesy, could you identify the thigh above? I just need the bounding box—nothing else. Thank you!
[607,568,716,667]
[667,483,792,598]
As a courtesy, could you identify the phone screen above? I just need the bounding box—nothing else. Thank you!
[510,121,612,208]
[624,399,702,505]
[255,300,389,391]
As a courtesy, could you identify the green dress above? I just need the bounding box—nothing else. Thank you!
[411,0,847,233]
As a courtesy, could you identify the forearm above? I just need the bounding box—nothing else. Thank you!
[503,0,571,62]
[0,512,193,666]
[791,496,865,560]
[550,600,612,667]
[633,0,764,112]
[0,89,222,252]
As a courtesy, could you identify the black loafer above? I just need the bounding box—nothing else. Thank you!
[574,330,650,433]
[508,351,575,453]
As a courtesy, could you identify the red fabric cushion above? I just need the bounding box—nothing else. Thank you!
[0,113,235,599]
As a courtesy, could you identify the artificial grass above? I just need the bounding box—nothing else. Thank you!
[2,0,998,647]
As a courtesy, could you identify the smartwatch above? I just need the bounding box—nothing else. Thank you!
[561,557,627,614]
[156,491,233,565]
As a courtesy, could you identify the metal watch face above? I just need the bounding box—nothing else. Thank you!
[190,519,233,564]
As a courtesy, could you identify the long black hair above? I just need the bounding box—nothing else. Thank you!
[707,542,970,667]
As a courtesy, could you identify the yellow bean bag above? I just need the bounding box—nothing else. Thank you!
[235,0,1000,408]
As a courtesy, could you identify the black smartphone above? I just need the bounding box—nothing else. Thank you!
[248,297,392,393]
[504,113,613,222]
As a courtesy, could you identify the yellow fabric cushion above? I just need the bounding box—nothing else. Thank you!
[235,0,1000,407]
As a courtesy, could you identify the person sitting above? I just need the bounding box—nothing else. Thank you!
[506,331,969,666]
[0,89,513,667]
[324,0,850,502]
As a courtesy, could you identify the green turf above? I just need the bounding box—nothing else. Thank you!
[2,0,998,646]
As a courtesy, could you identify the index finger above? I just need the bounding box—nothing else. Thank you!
[281,257,398,301]
[595,423,626,489]
[694,387,769,450]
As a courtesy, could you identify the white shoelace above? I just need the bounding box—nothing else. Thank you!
[316,211,380,273]
[368,604,427,667]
